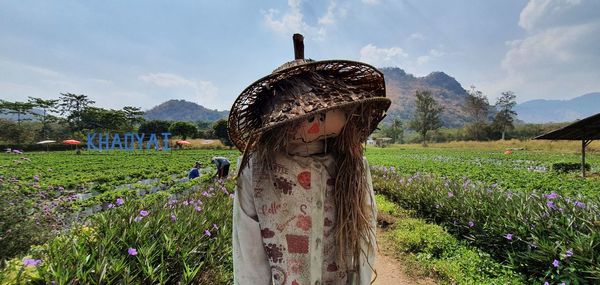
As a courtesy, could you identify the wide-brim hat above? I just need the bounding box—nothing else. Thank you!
[228,34,391,151]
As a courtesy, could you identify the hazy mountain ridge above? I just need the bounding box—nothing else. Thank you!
[143,99,229,122]
[515,92,600,123]
[380,67,471,127]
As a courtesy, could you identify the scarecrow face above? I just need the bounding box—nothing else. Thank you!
[291,109,346,143]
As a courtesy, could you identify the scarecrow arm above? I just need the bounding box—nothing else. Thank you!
[232,158,271,284]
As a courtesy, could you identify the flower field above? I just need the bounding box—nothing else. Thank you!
[1,146,598,284]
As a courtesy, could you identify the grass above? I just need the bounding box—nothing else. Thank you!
[389,139,600,154]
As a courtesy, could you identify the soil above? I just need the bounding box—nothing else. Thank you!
[372,228,437,285]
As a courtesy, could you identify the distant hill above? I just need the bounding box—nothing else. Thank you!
[380,67,472,127]
[144,100,229,122]
[515,92,600,123]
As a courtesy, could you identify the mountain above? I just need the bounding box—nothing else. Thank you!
[144,100,228,122]
[515,93,600,123]
[380,67,471,127]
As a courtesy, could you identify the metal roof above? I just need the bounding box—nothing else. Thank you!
[534,112,600,140]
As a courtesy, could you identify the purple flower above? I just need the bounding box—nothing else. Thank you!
[212,223,219,230]
[195,206,202,212]
[468,221,475,228]
[552,259,560,268]
[547,201,555,209]
[566,249,573,257]
[107,203,115,209]
[202,191,210,197]
[139,210,149,217]
[574,201,586,209]
[543,282,549,285]
[505,233,513,240]
[128,248,137,256]
[545,192,558,199]
[23,258,42,267]
[448,192,454,198]
[171,214,177,222]
[183,200,189,206]
[33,175,39,182]
[204,229,212,237]
[229,193,235,199]
[58,186,64,191]
[134,216,143,222]
[116,198,124,205]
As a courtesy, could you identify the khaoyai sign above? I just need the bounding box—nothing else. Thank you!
[86,133,171,151]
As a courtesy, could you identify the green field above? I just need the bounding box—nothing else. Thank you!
[1,146,598,284]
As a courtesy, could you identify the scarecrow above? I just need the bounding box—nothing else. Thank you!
[229,34,391,285]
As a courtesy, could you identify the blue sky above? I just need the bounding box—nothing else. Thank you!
[1,0,599,111]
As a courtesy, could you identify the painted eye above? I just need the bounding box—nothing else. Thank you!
[307,115,315,123]
[319,113,326,122]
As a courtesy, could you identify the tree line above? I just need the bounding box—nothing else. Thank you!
[377,87,521,145]
[0,93,231,146]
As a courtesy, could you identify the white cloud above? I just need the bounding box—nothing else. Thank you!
[263,0,343,40]
[494,0,600,101]
[359,44,408,67]
[361,0,380,5]
[407,32,425,41]
[519,0,598,31]
[138,73,196,88]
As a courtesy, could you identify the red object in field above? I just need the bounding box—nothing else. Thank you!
[176,140,191,145]
[504,150,513,155]
[62,139,81,145]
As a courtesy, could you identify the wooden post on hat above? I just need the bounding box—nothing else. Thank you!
[293,33,304,60]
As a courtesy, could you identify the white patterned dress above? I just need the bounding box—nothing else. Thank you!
[233,144,377,285]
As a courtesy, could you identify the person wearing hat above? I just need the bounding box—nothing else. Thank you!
[230,34,391,285]
[188,161,202,179]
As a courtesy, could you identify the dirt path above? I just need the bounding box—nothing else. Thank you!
[372,229,437,285]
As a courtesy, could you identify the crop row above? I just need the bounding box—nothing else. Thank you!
[373,167,600,284]
[366,147,600,198]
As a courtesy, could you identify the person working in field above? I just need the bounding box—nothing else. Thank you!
[188,161,202,179]
[211,156,230,179]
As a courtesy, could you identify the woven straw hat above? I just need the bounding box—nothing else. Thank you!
[228,34,391,151]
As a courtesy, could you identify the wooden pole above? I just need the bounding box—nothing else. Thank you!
[582,139,585,177]
[293,33,304,60]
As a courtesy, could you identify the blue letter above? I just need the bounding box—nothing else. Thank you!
[111,133,123,150]
[98,133,110,151]
[146,133,159,150]
[161,132,171,151]
[86,133,97,150]
[135,133,145,150]
[123,133,135,151]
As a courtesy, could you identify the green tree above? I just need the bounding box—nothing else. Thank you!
[212,119,231,146]
[0,100,35,126]
[464,86,491,140]
[57,93,95,132]
[122,106,145,131]
[380,117,404,143]
[138,120,172,134]
[0,101,35,144]
[409,90,443,146]
[169,121,198,140]
[28,97,59,139]
[79,107,127,132]
[492,91,517,140]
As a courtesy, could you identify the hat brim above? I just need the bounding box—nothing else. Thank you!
[228,60,390,151]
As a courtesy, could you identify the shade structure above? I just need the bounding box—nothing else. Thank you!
[62,139,81,145]
[534,112,600,177]
[36,140,56,144]
[176,140,191,145]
